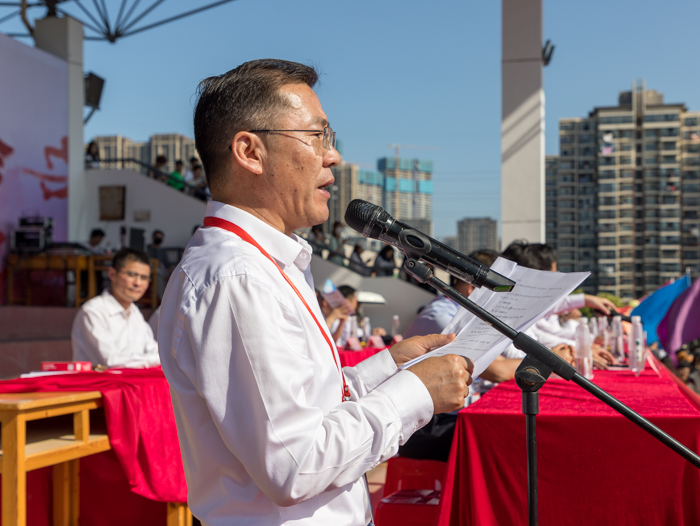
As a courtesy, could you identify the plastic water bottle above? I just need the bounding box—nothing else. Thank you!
[575,318,593,379]
[391,315,400,338]
[611,316,625,362]
[348,316,358,339]
[630,316,644,377]
[598,317,609,348]
[589,318,599,340]
[361,317,371,342]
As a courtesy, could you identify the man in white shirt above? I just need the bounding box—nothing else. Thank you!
[72,248,160,369]
[157,59,473,526]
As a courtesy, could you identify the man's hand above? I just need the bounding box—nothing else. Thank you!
[389,333,456,367]
[551,344,574,365]
[584,295,616,316]
[408,355,473,414]
[592,343,617,367]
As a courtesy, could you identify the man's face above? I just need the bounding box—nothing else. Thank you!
[260,83,340,233]
[108,260,151,306]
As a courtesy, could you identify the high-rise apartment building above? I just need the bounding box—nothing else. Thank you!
[328,162,384,232]
[457,217,498,255]
[377,157,433,236]
[329,157,434,234]
[91,133,199,175]
[546,82,700,298]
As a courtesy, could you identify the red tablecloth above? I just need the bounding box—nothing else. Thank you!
[338,347,385,367]
[436,362,700,526]
[0,368,186,526]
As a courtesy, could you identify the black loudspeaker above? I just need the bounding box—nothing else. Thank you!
[84,72,105,109]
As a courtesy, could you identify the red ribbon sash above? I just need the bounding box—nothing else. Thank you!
[203,216,351,402]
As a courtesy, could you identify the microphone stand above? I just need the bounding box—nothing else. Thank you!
[402,257,700,526]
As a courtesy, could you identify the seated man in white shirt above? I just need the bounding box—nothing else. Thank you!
[157,59,473,525]
[72,248,160,369]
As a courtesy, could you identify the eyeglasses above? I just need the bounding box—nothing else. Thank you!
[118,269,151,282]
[249,126,336,151]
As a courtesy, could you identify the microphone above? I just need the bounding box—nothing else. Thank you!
[345,200,515,292]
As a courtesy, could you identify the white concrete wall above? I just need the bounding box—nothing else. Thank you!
[310,256,436,334]
[84,168,206,249]
[501,0,545,248]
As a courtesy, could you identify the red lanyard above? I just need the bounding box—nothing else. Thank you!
[203,216,351,402]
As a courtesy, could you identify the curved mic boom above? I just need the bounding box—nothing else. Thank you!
[345,200,515,292]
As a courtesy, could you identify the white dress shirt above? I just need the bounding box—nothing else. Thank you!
[71,290,160,368]
[403,295,459,339]
[158,202,433,526]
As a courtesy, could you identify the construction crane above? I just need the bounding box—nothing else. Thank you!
[387,144,440,159]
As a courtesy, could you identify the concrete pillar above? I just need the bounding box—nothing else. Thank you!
[34,16,85,242]
[501,0,545,248]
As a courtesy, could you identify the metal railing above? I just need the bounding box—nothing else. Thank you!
[89,158,209,201]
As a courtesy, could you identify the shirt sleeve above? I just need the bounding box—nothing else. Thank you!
[548,293,586,315]
[180,274,433,507]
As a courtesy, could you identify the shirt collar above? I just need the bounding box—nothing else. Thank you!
[204,201,309,270]
[102,289,135,317]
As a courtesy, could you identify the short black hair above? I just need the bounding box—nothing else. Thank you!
[194,59,319,193]
[90,228,105,238]
[338,285,357,299]
[175,160,184,166]
[152,229,164,237]
[155,155,167,165]
[112,247,150,271]
[501,240,558,271]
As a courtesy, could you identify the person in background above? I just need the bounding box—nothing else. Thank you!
[501,241,618,356]
[348,243,371,275]
[327,220,346,265]
[184,156,199,183]
[83,228,106,254]
[153,155,169,181]
[72,248,160,368]
[147,230,168,299]
[316,290,352,343]
[676,361,700,394]
[404,249,499,338]
[373,245,396,276]
[85,141,100,169]
[169,160,186,191]
[310,224,326,255]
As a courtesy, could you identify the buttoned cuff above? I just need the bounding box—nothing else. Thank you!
[374,369,433,444]
[351,349,398,394]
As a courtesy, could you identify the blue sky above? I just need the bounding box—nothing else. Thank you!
[2,0,699,237]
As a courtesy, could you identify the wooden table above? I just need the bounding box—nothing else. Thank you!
[6,254,159,308]
[0,391,190,526]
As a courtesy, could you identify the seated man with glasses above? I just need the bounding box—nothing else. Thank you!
[72,247,160,369]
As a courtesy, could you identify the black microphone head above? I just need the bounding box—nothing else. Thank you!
[344,199,392,240]
[345,200,377,233]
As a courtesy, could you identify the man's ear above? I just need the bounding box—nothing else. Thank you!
[231,132,265,175]
[107,266,117,281]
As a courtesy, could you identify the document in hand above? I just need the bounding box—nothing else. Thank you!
[400,257,590,379]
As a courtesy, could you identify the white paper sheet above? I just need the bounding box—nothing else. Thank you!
[401,257,590,378]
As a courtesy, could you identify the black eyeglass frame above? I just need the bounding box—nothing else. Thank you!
[227,127,336,151]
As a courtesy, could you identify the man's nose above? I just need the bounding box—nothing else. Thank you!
[323,145,341,168]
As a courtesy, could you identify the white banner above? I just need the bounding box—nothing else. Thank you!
[0,32,68,301]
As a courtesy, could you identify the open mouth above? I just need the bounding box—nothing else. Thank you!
[318,180,333,196]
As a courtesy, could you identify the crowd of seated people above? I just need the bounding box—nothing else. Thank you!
[399,240,618,462]
[84,143,210,199]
